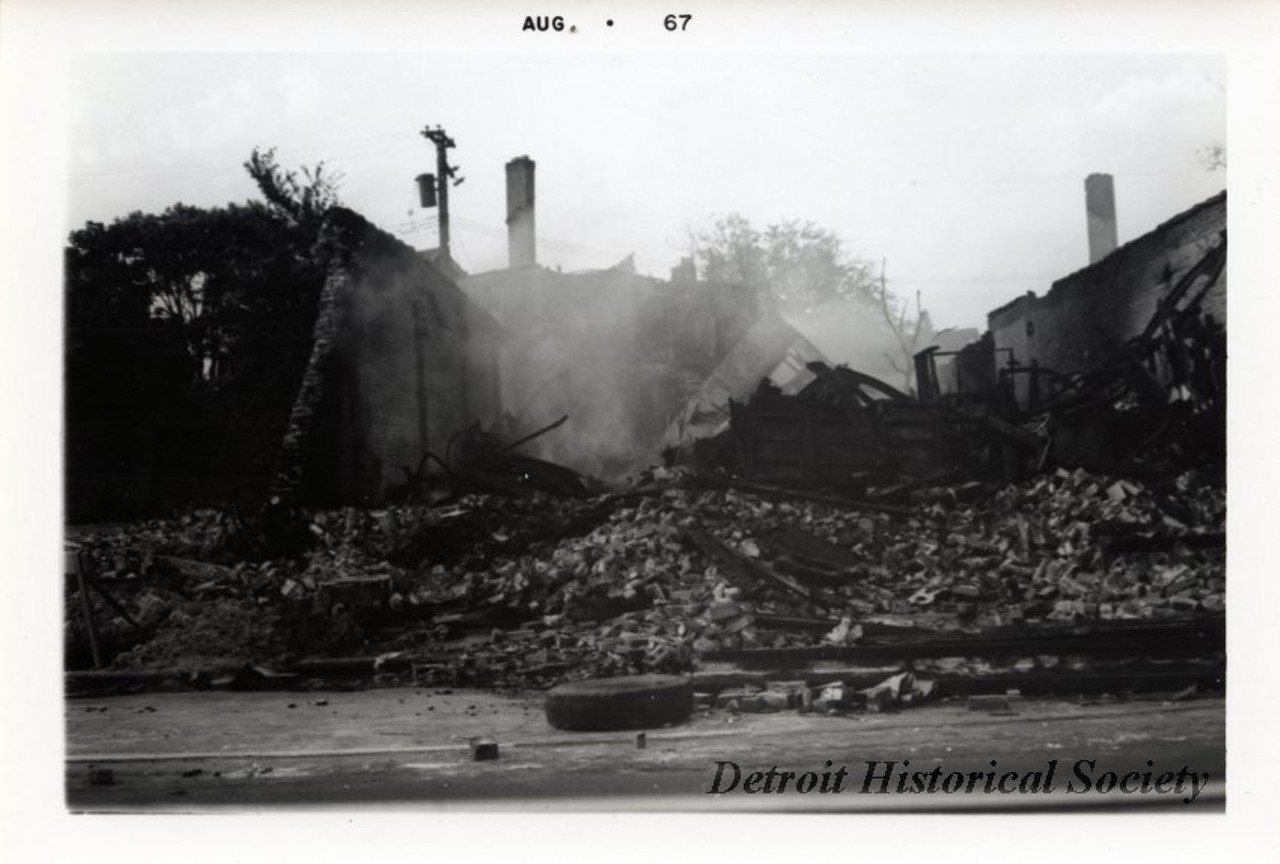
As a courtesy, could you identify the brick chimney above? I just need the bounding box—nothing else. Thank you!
[1085,173,1118,263]
[505,156,536,268]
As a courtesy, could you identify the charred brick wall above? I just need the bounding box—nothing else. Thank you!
[272,265,347,501]
[989,192,1225,408]
[279,210,502,506]
[319,256,500,505]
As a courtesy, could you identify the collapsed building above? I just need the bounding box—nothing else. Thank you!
[985,180,1225,473]
[456,156,827,479]
[64,164,1226,723]
[84,157,1220,516]
[63,154,834,520]
[63,161,1227,518]
[693,177,1227,489]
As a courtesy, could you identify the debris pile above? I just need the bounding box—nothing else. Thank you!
[707,670,933,716]
[65,465,1225,697]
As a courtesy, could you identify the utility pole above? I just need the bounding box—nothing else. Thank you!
[419,125,461,259]
[412,125,461,460]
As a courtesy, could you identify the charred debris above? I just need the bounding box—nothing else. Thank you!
[64,173,1226,720]
[65,257,1225,713]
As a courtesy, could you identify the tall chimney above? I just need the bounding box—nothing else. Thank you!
[1085,173,1118,263]
[505,156,536,268]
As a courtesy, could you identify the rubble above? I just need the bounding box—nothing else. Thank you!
[65,463,1225,710]
[391,415,595,503]
[704,360,1042,487]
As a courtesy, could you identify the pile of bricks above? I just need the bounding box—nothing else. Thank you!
[67,464,1224,688]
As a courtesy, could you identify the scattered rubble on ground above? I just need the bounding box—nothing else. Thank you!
[66,463,1225,713]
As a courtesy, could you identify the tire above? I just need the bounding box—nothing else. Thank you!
[545,674,695,731]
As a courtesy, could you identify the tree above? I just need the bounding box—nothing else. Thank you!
[696,213,878,314]
[65,150,344,515]
[695,213,935,392]
[244,146,344,230]
[67,201,325,389]
[68,147,343,385]
[697,213,766,292]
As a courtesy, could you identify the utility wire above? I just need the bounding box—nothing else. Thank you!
[891,273,1061,286]
[449,215,675,270]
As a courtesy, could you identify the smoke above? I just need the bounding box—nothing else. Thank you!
[502,296,694,478]
[508,357,666,479]
[468,268,716,480]
[781,303,926,392]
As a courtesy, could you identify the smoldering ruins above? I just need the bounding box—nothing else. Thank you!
[63,137,1226,803]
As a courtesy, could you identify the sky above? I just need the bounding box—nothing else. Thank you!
[67,53,1226,331]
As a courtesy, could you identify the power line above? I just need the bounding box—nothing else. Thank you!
[451,226,476,272]
[388,216,438,242]
[449,215,676,270]
[891,272,1059,286]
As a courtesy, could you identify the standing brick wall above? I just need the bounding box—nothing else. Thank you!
[272,265,348,502]
[989,192,1225,408]
[275,209,502,506]
[329,245,501,504]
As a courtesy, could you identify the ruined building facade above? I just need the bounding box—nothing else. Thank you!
[275,209,504,506]
[989,187,1226,410]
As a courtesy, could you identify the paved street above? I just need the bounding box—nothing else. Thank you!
[65,688,1224,811]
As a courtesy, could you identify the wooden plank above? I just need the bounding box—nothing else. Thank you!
[768,528,861,569]
[682,527,813,602]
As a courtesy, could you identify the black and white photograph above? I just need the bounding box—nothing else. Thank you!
[3,0,1279,858]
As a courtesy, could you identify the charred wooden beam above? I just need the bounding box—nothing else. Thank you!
[752,613,842,633]
[682,527,814,602]
[769,556,858,589]
[495,414,570,457]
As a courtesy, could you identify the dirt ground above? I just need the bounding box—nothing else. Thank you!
[65,687,1224,811]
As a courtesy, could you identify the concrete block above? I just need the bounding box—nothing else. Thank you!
[470,737,500,761]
